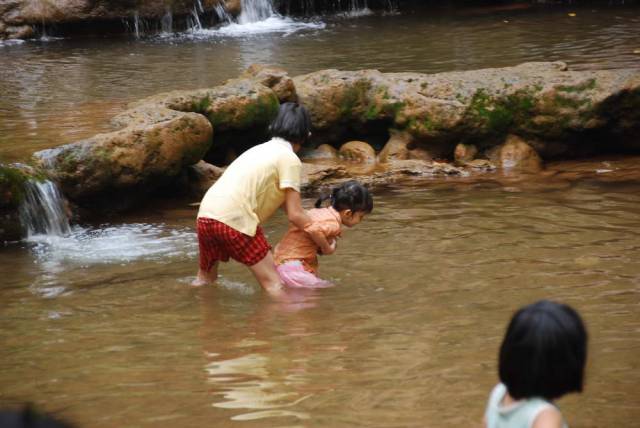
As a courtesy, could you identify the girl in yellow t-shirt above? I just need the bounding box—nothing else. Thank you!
[194,103,332,297]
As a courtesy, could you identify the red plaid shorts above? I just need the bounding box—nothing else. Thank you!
[197,217,271,270]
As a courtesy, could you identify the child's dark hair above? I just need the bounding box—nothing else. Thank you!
[315,180,373,213]
[499,300,587,401]
[268,102,312,145]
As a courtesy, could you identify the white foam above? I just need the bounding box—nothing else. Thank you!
[0,39,25,47]
[27,223,197,266]
[196,16,324,38]
[337,7,374,18]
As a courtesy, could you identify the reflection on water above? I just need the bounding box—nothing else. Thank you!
[1,6,639,161]
[1,178,639,426]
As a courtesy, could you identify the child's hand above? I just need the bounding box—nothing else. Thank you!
[320,238,337,256]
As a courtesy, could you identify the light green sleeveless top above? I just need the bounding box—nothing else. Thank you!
[485,384,568,428]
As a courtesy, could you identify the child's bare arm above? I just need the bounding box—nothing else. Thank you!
[284,189,334,255]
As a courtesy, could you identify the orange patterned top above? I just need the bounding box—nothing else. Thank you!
[274,207,342,274]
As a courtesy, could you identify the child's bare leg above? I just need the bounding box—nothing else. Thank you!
[248,252,285,297]
[192,262,218,286]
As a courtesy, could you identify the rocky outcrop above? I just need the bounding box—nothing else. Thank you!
[294,62,640,157]
[35,112,212,200]
[32,67,288,203]
[0,0,229,39]
[25,62,640,217]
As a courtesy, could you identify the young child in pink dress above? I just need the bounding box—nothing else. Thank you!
[274,180,373,288]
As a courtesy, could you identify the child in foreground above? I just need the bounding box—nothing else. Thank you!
[274,180,373,288]
[484,300,588,428]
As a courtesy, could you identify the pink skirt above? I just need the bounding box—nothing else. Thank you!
[276,260,333,288]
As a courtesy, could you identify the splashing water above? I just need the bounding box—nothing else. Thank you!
[182,0,325,38]
[28,223,197,266]
[19,180,71,237]
[26,223,198,298]
[161,10,173,33]
[238,0,275,24]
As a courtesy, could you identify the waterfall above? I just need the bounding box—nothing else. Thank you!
[133,11,141,38]
[190,7,203,30]
[238,0,276,24]
[214,3,233,24]
[18,180,71,237]
[189,0,205,31]
[348,0,371,16]
[161,10,173,33]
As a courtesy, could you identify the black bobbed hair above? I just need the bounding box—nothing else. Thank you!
[315,180,373,213]
[268,102,312,145]
[499,300,588,401]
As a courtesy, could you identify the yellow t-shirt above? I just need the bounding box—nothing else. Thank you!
[197,138,302,236]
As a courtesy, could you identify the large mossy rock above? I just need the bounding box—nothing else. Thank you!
[0,163,46,241]
[34,113,212,200]
[33,66,287,205]
[293,62,640,154]
[113,77,280,133]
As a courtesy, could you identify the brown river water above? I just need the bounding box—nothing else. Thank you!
[1,4,640,428]
[2,158,640,427]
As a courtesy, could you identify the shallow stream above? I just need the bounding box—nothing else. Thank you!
[2,165,640,426]
[1,4,640,427]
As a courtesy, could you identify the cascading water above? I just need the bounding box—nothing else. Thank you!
[161,10,173,33]
[208,0,324,37]
[133,11,141,38]
[213,4,233,24]
[18,180,70,237]
[238,0,276,24]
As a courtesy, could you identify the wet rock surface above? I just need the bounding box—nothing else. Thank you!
[16,62,640,224]
[294,62,640,156]
[34,113,212,200]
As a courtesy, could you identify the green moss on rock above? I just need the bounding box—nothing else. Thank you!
[468,88,537,135]
[0,164,46,208]
[557,78,597,93]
